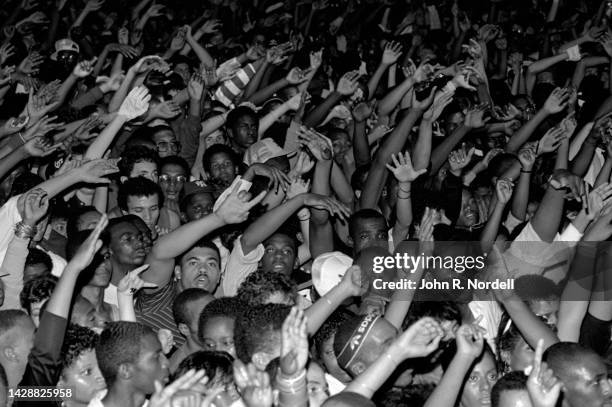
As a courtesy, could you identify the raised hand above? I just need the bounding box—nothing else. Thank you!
[24,136,61,157]
[200,19,221,34]
[246,163,291,192]
[289,150,315,177]
[584,202,612,241]
[214,183,266,224]
[97,71,125,93]
[233,361,273,407]
[584,183,612,221]
[23,188,49,226]
[338,265,365,297]
[286,177,310,199]
[413,60,434,83]
[463,38,483,61]
[118,86,151,121]
[286,67,312,85]
[423,90,454,122]
[150,100,181,120]
[117,264,157,296]
[297,126,333,161]
[0,43,15,65]
[395,317,444,359]
[452,68,477,91]
[518,145,536,171]
[130,55,164,74]
[543,88,569,115]
[72,57,97,78]
[201,64,219,87]
[188,74,204,100]
[337,71,361,96]
[67,214,108,271]
[21,113,60,140]
[455,322,485,359]
[18,52,43,75]
[170,27,187,51]
[464,105,489,129]
[382,41,403,66]
[75,158,120,184]
[280,307,309,376]
[548,169,583,201]
[352,101,375,123]
[246,44,265,61]
[144,4,165,18]
[495,178,514,204]
[84,0,104,12]
[536,127,566,155]
[386,151,426,182]
[149,369,208,407]
[525,339,562,407]
[303,194,351,219]
[310,49,323,70]
[449,144,475,173]
[216,59,241,82]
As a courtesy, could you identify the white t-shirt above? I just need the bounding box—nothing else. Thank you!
[498,222,581,284]
[220,235,264,297]
[468,300,504,351]
[0,195,22,265]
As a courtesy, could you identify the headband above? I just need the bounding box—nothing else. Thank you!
[337,314,380,369]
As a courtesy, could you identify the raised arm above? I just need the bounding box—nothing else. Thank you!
[345,318,443,398]
[424,324,485,407]
[144,185,266,288]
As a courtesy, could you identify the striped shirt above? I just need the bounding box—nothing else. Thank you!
[134,278,185,348]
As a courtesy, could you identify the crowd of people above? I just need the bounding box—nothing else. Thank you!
[0,0,612,406]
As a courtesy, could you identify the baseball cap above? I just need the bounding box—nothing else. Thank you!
[311,251,353,296]
[181,180,217,205]
[51,39,79,61]
[244,138,296,166]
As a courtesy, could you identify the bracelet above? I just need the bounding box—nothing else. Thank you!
[277,369,306,385]
[520,170,532,174]
[18,132,26,145]
[14,222,34,239]
[399,186,411,193]
[398,195,411,200]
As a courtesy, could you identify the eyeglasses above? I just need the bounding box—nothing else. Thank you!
[156,141,180,153]
[159,174,187,183]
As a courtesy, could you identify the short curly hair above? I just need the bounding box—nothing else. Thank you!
[236,270,297,306]
[117,177,164,211]
[95,321,155,386]
[20,275,58,314]
[118,146,160,178]
[172,288,213,327]
[233,303,291,363]
[173,350,234,386]
[197,297,246,343]
[60,324,99,373]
